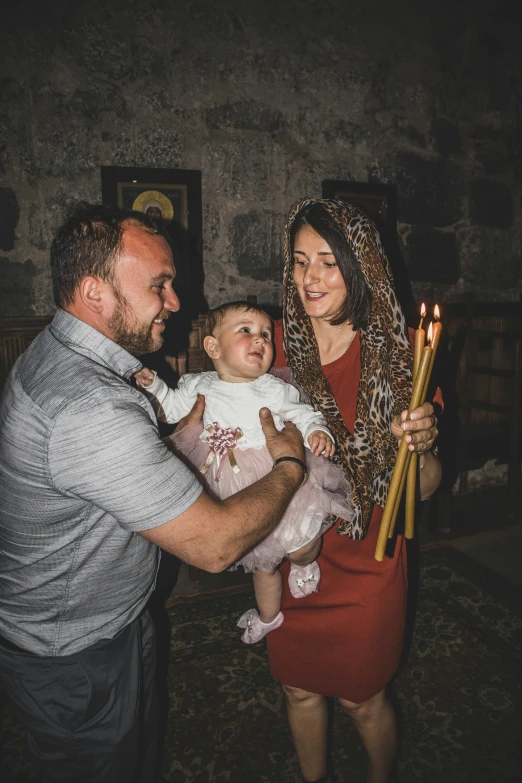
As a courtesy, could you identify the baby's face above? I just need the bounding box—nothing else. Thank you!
[209,309,274,382]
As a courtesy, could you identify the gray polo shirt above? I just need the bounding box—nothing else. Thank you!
[0,309,202,656]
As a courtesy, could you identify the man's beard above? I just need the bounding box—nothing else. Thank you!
[108,288,165,356]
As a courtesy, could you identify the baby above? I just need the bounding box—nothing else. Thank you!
[135,301,353,643]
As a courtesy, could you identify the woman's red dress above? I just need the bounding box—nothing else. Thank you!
[267,322,408,703]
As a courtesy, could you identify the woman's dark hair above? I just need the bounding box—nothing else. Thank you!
[290,202,372,330]
[50,203,162,308]
[205,301,272,337]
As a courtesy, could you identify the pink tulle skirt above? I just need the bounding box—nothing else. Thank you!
[165,423,354,573]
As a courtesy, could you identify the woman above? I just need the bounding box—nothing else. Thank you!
[267,198,442,783]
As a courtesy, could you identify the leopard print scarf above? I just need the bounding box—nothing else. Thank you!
[282,197,413,539]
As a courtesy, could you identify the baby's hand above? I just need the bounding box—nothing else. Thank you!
[134,367,155,388]
[307,430,336,458]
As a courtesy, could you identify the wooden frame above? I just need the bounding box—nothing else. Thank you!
[322,179,397,238]
[101,166,201,235]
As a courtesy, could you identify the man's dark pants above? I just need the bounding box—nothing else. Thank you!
[0,611,159,783]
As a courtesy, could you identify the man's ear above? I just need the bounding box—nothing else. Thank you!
[203,335,220,360]
[77,276,110,315]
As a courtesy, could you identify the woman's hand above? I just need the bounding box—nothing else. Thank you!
[390,402,438,453]
[392,402,442,499]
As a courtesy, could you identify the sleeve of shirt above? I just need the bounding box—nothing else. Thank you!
[138,372,198,424]
[275,380,333,448]
[48,388,203,532]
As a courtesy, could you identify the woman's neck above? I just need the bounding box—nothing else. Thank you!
[311,318,356,365]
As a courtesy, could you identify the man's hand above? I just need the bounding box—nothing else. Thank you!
[260,408,305,464]
[391,402,438,453]
[173,394,206,433]
[307,430,335,457]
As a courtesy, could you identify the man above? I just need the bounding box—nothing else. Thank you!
[0,205,306,783]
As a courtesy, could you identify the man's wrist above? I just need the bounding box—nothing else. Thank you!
[273,456,308,487]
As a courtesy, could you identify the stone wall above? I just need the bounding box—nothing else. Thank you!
[1,0,520,317]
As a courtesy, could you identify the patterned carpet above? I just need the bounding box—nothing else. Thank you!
[2,546,522,782]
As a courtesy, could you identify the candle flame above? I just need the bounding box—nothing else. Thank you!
[427,322,433,344]
[434,304,440,321]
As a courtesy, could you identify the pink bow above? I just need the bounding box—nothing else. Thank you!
[200,422,243,479]
[207,422,240,456]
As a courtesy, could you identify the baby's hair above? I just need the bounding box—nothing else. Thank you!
[204,301,272,338]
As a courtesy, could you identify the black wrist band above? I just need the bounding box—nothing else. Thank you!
[273,456,308,486]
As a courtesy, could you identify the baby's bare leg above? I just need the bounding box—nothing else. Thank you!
[286,536,322,567]
[253,569,283,623]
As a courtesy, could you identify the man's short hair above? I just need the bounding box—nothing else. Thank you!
[50,203,162,308]
[204,301,272,338]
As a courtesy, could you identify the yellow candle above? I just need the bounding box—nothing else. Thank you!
[388,449,412,538]
[375,346,432,561]
[422,310,442,402]
[406,314,442,539]
[390,304,425,539]
[418,302,426,330]
[404,449,417,538]
[385,307,443,548]
[405,312,426,539]
[414,327,425,378]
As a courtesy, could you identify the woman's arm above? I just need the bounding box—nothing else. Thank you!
[417,450,442,500]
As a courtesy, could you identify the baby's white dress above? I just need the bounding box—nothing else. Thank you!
[144,371,354,572]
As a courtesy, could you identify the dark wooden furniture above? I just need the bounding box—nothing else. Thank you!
[172,313,212,375]
[431,300,522,530]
